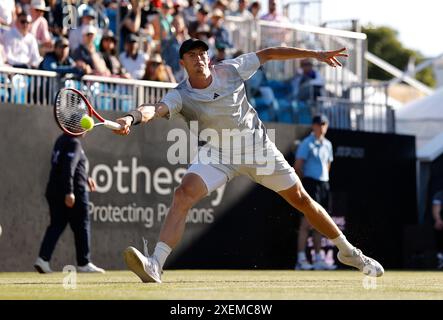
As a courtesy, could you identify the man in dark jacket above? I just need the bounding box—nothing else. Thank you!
[39,37,86,76]
[34,133,105,273]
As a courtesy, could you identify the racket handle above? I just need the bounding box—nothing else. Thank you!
[103,120,123,130]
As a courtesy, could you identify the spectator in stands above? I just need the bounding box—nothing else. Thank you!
[260,0,290,47]
[231,0,254,19]
[39,37,85,77]
[119,33,148,80]
[249,1,261,19]
[245,64,278,121]
[182,0,197,24]
[210,8,232,50]
[142,52,176,83]
[45,0,65,37]
[195,23,215,59]
[99,29,130,78]
[188,5,210,39]
[172,0,186,17]
[120,0,144,50]
[72,24,110,76]
[69,5,96,52]
[155,0,174,45]
[431,191,443,269]
[260,0,288,22]
[213,0,229,12]
[103,0,119,35]
[2,12,42,68]
[211,42,228,65]
[161,14,189,81]
[294,114,337,271]
[30,0,53,55]
[289,58,325,103]
[0,0,16,26]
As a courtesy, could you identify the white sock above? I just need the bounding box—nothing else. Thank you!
[297,251,307,262]
[331,234,354,255]
[153,242,172,270]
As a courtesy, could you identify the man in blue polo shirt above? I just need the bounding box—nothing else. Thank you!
[294,114,336,270]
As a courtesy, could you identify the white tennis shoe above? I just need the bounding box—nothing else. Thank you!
[34,257,53,274]
[124,246,162,283]
[77,262,105,273]
[338,248,384,277]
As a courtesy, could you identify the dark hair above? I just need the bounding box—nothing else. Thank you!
[249,1,261,9]
[99,37,116,55]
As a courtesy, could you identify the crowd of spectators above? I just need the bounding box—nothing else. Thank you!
[0,0,325,122]
[0,0,272,82]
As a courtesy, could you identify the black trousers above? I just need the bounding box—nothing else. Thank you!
[302,177,330,210]
[39,193,91,266]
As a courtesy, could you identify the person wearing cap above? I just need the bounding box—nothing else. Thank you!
[68,6,97,52]
[113,38,384,283]
[290,58,325,103]
[39,37,84,77]
[210,41,228,65]
[294,114,336,271]
[72,24,110,76]
[119,33,148,80]
[2,12,42,68]
[30,0,53,55]
[188,5,210,39]
[34,132,105,274]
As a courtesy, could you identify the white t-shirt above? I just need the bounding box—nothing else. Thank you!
[2,27,42,67]
[161,52,267,152]
[119,51,148,80]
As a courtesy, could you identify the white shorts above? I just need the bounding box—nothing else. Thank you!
[186,140,298,194]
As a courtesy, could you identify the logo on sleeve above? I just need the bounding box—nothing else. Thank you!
[213,93,220,99]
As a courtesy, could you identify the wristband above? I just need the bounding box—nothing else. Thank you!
[125,110,143,125]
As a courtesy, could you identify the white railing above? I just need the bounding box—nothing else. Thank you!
[0,66,176,111]
[0,65,394,132]
[365,52,434,96]
[225,17,367,85]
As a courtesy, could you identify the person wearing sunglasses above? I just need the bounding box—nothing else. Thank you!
[1,12,42,68]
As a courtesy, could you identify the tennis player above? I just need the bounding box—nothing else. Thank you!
[113,39,384,283]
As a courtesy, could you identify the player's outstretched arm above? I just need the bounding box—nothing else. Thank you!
[256,47,348,67]
[113,102,169,136]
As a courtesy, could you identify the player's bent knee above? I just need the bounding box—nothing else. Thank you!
[282,183,312,211]
[173,184,204,210]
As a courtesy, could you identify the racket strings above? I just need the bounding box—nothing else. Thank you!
[55,90,89,134]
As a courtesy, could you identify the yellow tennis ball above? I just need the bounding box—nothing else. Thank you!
[80,115,94,131]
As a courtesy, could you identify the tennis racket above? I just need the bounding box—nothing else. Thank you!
[54,87,122,136]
